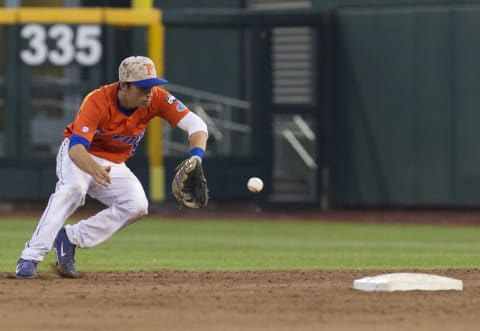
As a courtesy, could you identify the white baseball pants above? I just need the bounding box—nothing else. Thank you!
[20,138,149,262]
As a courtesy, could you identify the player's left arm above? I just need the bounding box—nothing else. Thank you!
[189,131,208,156]
[177,111,208,159]
[151,88,209,156]
[171,111,209,208]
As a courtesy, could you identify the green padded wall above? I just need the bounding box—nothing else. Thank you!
[155,0,243,98]
[452,6,480,204]
[331,3,480,206]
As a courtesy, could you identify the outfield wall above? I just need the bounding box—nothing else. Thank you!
[1,1,480,208]
[149,0,480,208]
[328,1,480,207]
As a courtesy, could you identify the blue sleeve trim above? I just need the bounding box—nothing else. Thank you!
[189,147,205,159]
[69,134,90,150]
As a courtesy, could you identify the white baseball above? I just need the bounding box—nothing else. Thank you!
[247,177,263,193]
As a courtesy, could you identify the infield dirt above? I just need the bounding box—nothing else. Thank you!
[3,204,480,330]
[1,269,479,331]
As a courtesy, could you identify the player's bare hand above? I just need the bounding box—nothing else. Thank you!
[93,165,111,188]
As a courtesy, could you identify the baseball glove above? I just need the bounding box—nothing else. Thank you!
[171,157,209,208]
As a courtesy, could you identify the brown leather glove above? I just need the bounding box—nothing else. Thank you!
[171,157,209,208]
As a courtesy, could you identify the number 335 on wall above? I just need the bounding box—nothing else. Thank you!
[20,24,102,66]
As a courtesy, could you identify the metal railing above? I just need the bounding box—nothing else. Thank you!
[164,83,251,157]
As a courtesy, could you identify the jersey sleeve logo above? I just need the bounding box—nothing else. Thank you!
[166,93,187,111]
[176,101,187,112]
[82,126,90,133]
[166,94,177,104]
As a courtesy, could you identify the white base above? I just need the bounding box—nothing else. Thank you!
[353,272,463,292]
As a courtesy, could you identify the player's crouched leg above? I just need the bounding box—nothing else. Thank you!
[118,195,149,224]
[66,195,148,249]
[51,185,87,215]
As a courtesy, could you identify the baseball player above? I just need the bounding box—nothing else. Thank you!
[15,56,209,279]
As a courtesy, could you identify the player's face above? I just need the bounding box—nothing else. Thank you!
[128,85,153,108]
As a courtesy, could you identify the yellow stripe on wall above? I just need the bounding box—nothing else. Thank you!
[17,8,103,23]
[0,8,160,25]
[147,22,165,202]
[133,0,153,9]
[0,10,16,24]
[104,9,159,26]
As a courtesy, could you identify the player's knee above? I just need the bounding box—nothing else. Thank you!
[135,198,149,217]
[122,197,148,219]
[55,185,86,207]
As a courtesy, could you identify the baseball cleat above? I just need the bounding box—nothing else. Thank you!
[15,258,38,279]
[53,227,77,278]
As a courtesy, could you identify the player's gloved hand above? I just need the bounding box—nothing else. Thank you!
[171,156,209,208]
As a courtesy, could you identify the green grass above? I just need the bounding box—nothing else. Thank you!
[2,218,480,272]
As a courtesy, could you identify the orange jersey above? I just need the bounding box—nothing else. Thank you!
[64,83,189,163]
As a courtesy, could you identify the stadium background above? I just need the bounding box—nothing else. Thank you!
[2,2,480,331]
[0,0,479,211]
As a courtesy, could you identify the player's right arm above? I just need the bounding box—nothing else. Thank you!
[68,144,111,188]
[67,88,111,188]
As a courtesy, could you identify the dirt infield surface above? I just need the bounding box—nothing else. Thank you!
[0,269,479,331]
[3,204,480,331]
